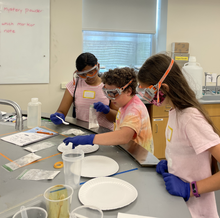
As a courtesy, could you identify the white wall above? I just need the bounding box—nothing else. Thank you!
[0,0,82,114]
[1,0,220,114]
[167,0,220,78]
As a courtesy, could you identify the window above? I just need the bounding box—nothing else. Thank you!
[83,31,153,71]
[82,0,157,71]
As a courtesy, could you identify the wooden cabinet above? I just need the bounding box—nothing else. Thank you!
[147,104,171,159]
[202,104,220,132]
[147,103,220,160]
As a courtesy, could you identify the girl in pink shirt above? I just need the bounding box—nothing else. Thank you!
[137,53,220,218]
[50,52,118,130]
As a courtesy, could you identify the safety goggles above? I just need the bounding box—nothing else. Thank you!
[102,79,133,100]
[75,65,98,79]
[137,59,174,106]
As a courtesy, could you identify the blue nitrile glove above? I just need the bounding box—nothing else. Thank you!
[163,173,190,201]
[63,135,95,149]
[156,160,168,175]
[50,112,65,125]
[94,102,110,114]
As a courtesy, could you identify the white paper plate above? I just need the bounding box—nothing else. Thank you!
[81,155,119,178]
[57,142,99,154]
[79,177,138,210]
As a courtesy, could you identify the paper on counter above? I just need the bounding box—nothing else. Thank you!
[61,128,85,136]
[24,141,56,152]
[117,213,157,218]
[1,127,58,146]
[2,153,42,172]
[17,169,60,180]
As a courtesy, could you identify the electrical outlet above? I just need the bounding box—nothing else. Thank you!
[60,82,67,89]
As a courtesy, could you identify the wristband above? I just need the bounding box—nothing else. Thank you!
[191,181,200,197]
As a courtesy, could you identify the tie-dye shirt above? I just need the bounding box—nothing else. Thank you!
[115,95,154,153]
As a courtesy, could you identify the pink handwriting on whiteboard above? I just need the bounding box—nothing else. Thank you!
[25,8,43,14]
[4,29,15,33]
[4,7,23,13]
[2,22,14,26]
[17,23,26,26]
[27,23,35,27]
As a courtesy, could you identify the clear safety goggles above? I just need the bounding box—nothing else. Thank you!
[102,79,133,100]
[75,65,98,79]
[137,59,174,106]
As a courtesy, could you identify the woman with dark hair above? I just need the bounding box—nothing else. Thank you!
[50,52,118,130]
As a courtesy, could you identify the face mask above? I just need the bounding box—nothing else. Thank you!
[151,91,166,106]
[137,58,174,106]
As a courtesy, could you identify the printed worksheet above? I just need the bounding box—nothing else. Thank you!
[1,127,58,146]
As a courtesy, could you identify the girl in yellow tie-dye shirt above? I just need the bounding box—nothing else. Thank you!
[63,67,154,154]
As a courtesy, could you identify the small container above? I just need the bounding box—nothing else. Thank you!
[70,205,103,218]
[27,98,41,128]
[44,184,73,218]
[62,150,84,190]
[12,206,48,218]
[182,56,203,99]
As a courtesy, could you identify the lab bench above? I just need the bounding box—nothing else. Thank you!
[0,116,192,218]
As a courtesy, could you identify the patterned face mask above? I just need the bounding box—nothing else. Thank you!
[137,59,174,106]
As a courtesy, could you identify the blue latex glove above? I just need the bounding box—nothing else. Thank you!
[163,173,190,201]
[156,160,168,175]
[63,135,95,149]
[94,102,110,114]
[50,112,65,125]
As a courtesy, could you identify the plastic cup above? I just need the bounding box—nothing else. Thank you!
[12,206,47,218]
[44,184,73,218]
[70,205,103,218]
[62,149,84,189]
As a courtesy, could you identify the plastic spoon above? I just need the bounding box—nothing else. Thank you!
[20,206,28,218]
[56,115,69,125]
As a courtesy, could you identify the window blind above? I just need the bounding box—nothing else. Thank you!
[82,0,157,34]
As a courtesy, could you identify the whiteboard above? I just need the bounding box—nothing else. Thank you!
[0,0,50,84]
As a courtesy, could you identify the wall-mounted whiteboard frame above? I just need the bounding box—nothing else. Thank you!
[0,0,50,84]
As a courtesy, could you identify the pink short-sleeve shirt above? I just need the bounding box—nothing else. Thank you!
[66,78,114,130]
[166,107,220,218]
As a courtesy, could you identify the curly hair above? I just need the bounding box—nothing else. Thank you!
[101,67,137,95]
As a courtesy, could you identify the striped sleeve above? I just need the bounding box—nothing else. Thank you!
[66,80,75,97]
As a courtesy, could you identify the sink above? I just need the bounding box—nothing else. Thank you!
[200,95,220,101]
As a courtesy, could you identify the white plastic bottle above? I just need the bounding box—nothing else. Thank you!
[27,98,41,128]
[182,56,203,99]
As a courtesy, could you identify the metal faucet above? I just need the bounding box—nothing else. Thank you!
[0,99,23,131]
[204,72,214,95]
[215,75,220,94]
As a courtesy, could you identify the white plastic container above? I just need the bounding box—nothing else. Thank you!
[27,98,41,128]
[182,56,203,99]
